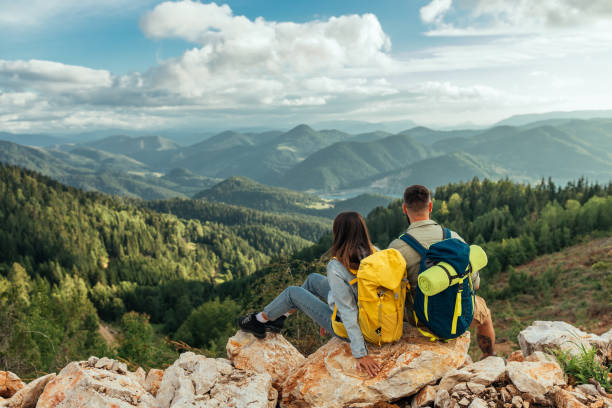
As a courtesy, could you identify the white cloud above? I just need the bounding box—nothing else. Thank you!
[420,0,452,24]
[420,0,612,36]
[0,60,112,92]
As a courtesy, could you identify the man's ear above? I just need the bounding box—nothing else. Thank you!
[428,201,433,213]
[402,202,408,215]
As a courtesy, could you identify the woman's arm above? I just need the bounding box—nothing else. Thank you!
[327,259,367,359]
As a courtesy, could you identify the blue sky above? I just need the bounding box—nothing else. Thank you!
[1,0,612,134]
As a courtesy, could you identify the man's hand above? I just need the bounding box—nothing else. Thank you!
[357,355,381,377]
[320,327,327,336]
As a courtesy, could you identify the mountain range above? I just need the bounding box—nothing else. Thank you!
[1,117,611,200]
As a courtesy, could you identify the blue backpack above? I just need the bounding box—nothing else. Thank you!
[400,227,475,340]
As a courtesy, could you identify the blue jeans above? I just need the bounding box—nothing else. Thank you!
[263,273,334,334]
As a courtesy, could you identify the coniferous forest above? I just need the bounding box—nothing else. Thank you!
[1,163,611,378]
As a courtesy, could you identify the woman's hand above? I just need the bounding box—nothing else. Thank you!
[357,355,381,377]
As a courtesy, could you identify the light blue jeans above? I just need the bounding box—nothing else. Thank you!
[263,273,334,334]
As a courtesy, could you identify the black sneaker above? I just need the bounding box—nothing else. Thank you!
[237,313,266,339]
[265,316,286,333]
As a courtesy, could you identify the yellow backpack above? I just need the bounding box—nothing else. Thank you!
[331,248,408,345]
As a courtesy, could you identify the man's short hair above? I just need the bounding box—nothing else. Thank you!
[403,184,431,212]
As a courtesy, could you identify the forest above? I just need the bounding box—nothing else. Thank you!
[1,163,611,378]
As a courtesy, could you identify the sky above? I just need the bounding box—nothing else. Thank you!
[1,0,612,134]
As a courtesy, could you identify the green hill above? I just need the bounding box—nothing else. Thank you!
[279,133,433,191]
[361,152,509,196]
[193,176,394,218]
[194,176,333,213]
[0,141,215,200]
[169,125,351,183]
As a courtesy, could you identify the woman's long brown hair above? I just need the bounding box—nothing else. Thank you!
[331,212,374,271]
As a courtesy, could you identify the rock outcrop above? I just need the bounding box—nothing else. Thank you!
[36,357,155,408]
[0,374,55,408]
[281,324,470,408]
[0,372,23,399]
[156,351,277,408]
[438,356,506,391]
[226,331,305,390]
[518,321,611,357]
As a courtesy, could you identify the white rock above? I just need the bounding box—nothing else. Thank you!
[226,331,305,390]
[37,360,155,408]
[507,360,565,401]
[466,382,486,395]
[156,352,277,408]
[0,374,55,408]
[439,356,506,391]
[518,321,608,357]
[435,389,451,408]
[575,384,599,397]
[469,398,488,408]
[412,385,437,408]
[280,325,470,408]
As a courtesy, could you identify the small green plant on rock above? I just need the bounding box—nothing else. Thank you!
[554,343,612,393]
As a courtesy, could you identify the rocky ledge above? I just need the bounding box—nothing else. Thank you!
[0,321,610,408]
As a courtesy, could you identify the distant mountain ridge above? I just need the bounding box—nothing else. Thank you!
[1,118,611,201]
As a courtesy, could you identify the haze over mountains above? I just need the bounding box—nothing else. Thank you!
[1,116,611,202]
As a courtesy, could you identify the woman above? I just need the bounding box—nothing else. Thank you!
[237,212,381,377]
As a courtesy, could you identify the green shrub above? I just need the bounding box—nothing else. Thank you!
[555,344,612,392]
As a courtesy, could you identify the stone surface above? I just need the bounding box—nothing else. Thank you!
[507,351,524,362]
[0,372,24,399]
[506,360,565,401]
[511,396,523,408]
[575,384,600,398]
[518,321,609,357]
[553,387,589,408]
[468,398,488,408]
[128,367,146,389]
[0,374,55,408]
[156,351,277,408]
[36,358,155,408]
[411,385,437,408]
[439,356,506,391]
[281,325,470,408]
[227,331,305,390]
[145,368,164,397]
[435,389,451,408]
[466,383,486,395]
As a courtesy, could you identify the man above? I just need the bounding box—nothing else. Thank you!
[388,184,496,358]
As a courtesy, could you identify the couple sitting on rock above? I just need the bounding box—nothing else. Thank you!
[238,184,495,377]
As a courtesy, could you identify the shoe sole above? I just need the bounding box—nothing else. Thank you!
[237,317,267,339]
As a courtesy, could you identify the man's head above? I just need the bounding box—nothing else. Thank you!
[402,184,432,222]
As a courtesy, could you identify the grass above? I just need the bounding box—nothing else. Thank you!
[554,343,612,393]
[468,237,612,360]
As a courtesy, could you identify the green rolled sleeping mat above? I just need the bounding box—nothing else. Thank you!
[417,245,488,296]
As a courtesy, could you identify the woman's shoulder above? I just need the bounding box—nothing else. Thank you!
[327,258,350,276]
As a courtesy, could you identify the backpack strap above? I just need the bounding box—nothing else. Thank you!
[442,227,451,240]
[399,233,427,257]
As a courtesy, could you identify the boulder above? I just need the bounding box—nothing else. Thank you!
[145,369,164,397]
[226,331,305,390]
[506,360,565,402]
[0,374,55,408]
[507,351,524,362]
[552,387,589,408]
[439,356,506,391]
[518,321,609,357]
[468,398,488,408]
[411,385,437,408]
[36,358,155,408]
[0,372,24,399]
[156,351,277,408]
[281,325,470,408]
